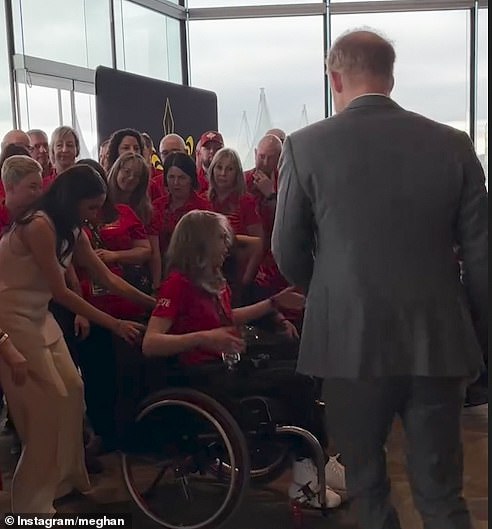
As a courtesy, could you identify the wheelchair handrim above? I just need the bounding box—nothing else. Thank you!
[122,398,240,529]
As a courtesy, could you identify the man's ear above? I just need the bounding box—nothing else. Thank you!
[329,70,343,94]
[388,74,395,93]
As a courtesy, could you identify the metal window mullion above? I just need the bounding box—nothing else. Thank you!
[180,17,189,85]
[188,3,326,20]
[4,0,18,128]
[128,0,185,19]
[109,0,117,68]
[469,2,478,143]
[70,86,76,129]
[324,2,330,118]
[57,88,63,126]
[330,0,480,14]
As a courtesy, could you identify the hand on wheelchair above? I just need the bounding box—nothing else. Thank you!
[279,319,299,339]
[113,319,146,344]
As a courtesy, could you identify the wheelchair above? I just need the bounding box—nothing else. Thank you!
[116,327,330,529]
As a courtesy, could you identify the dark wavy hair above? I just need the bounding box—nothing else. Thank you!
[19,165,107,263]
[163,152,198,190]
[106,128,143,170]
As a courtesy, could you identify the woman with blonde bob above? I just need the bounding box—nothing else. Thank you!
[47,126,80,185]
[143,210,303,366]
[208,148,264,293]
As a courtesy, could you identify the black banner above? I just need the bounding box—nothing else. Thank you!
[95,66,218,156]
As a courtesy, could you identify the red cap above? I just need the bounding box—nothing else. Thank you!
[199,130,224,147]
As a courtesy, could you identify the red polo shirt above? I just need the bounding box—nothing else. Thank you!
[149,166,165,202]
[243,168,287,291]
[150,191,212,253]
[43,168,57,191]
[78,203,148,319]
[0,201,11,237]
[197,166,209,194]
[211,192,261,236]
[152,270,233,366]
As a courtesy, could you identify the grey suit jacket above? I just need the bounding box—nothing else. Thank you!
[272,95,487,379]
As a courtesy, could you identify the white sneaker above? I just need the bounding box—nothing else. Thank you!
[289,458,342,509]
[324,453,346,492]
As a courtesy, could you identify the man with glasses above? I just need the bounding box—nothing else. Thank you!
[27,129,53,185]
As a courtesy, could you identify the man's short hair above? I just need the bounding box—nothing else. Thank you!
[328,29,395,79]
[1,155,42,187]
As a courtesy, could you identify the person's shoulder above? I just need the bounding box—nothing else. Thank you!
[115,203,142,223]
[400,109,473,148]
[164,270,190,286]
[159,270,192,292]
[152,193,170,209]
[289,117,334,144]
[194,193,212,209]
[239,192,256,206]
[18,211,56,239]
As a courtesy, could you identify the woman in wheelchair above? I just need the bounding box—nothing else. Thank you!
[142,209,345,509]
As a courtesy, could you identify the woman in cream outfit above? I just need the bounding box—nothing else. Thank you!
[0,160,154,514]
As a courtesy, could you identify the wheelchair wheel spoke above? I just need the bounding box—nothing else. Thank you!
[122,389,250,529]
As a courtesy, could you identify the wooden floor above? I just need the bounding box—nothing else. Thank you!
[0,404,487,528]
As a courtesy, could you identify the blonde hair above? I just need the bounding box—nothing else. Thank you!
[1,155,42,187]
[208,147,245,201]
[166,210,234,294]
[49,126,80,161]
[107,152,152,225]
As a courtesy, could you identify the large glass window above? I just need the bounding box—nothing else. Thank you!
[17,83,72,137]
[188,16,324,166]
[74,92,98,159]
[12,0,111,69]
[114,0,182,84]
[477,8,488,181]
[330,11,470,133]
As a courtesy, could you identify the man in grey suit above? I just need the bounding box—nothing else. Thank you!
[272,29,487,529]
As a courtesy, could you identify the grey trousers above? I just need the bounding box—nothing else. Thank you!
[322,376,472,529]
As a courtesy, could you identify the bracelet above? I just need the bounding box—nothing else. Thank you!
[0,331,9,346]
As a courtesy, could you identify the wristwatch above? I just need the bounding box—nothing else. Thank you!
[266,192,277,201]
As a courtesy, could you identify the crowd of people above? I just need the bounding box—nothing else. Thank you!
[0,112,344,512]
[0,28,487,529]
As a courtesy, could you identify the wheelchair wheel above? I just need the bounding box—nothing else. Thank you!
[121,388,250,529]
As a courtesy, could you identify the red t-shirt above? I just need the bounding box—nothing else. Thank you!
[149,192,212,252]
[211,192,261,236]
[78,203,148,319]
[0,201,11,237]
[152,271,233,366]
[149,166,165,202]
[197,166,209,194]
[42,168,57,191]
[243,168,287,290]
